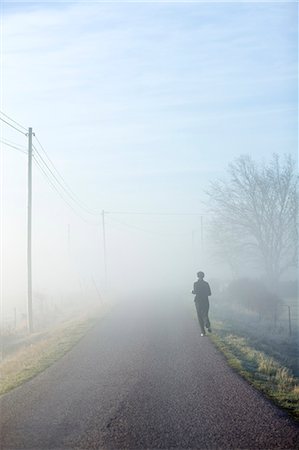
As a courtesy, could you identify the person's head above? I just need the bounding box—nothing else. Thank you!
[197,271,205,280]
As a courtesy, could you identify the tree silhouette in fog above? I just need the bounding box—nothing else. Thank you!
[207,154,298,287]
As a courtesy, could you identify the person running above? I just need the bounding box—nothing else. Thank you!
[192,271,212,336]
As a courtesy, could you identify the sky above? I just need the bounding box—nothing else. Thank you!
[0,1,297,319]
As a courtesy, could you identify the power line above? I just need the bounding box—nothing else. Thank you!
[106,216,189,238]
[0,139,27,154]
[33,146,78,204]
[1,136,27,148]
[0,111,27,132]
[33,145,99,217]
[106,211,206,216]
[0,111,100,220]
[0,116,27,136]
[107,216,165,236]
[35,136,99,215]
[33,154,98,226]
[33,136,99,216]
[33,153,94,224]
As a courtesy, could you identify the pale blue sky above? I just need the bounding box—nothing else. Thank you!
[1,1,297,311]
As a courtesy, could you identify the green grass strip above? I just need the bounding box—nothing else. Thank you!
[210,324,299,421]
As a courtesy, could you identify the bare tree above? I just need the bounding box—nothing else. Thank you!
[207,154,298,287]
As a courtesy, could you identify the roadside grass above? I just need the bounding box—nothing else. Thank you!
[210,322,299,421]
[0,312,103,396]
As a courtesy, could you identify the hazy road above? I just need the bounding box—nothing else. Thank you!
[1,296,298,449]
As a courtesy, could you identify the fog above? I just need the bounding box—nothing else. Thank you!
[1,5,298,449]
[0,1,297,333]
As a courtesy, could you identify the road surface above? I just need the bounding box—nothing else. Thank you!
[1,295,299,449]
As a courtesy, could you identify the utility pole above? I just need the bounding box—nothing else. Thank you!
[91,276,103,304]
[67,223,71,256]
[200,215,204,252]
[102,210,108,289]
[192,230,196,270]
[27,127,33,333]
[287,305,292,337]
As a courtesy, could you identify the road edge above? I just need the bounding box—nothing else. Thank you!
[210,331,299,423]
[0,308,108,396]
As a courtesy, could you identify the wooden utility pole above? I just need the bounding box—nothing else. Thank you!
[102,210,108,289]
[192,230,196,270]
[200,215,204,252]
[287,305,292,336]
[27,127,33,333]
[67,223,71,256]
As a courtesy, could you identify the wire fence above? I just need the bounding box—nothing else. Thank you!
[253,299,299,337]
[276,299,298,336]
[0,312,19,335]
[0,302,73,336]
[213,296,298,340]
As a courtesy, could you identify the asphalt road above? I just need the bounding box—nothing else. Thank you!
[1,295,299,449]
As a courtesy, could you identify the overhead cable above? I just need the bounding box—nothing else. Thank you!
[106,211,205,216]
[33,136,99,216]
[106,216,189,238]
[0,116,27,136]
[1,111,99,225]
[0,111,27,132]
[0,139,27,154]
[33,154,97,226]
[33,145,99,216]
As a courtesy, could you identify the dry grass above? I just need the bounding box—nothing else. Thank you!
[275,367,295,392]
[257,355,279,376]
[210,327,299,421]
[0,312,105,396]
[293,385,299,395]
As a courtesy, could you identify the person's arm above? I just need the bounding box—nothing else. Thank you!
[207,283,211,296]
[192,282,196,295]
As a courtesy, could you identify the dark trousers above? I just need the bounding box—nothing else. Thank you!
[195,298,210,334]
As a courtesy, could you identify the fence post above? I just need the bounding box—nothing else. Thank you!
[287,305,292,337]
[274,308,277,331]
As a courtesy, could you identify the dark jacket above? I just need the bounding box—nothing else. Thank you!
[193,280,211,301]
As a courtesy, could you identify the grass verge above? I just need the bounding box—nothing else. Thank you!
[0,314,100,396]
[210,322,299,421]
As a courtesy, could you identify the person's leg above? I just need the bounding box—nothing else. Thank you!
[204,300,211,331]
[195,301,205,335]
